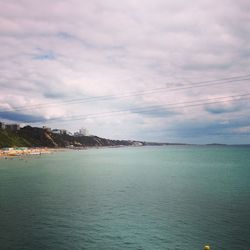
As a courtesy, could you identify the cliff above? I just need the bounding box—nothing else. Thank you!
[0,126,141,148]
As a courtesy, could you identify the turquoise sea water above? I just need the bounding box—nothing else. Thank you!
[0,146,250,250]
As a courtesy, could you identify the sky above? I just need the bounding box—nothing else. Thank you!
[0,0,250,144]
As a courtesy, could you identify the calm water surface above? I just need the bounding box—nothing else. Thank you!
[0,146,250,250]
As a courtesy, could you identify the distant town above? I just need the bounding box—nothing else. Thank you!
[0,121,89,137]
[0,120,187,150]
[0,120,152,153]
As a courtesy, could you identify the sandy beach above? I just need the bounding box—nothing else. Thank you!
[0,147,53,158]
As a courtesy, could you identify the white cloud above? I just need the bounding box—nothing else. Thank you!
[0,0,250,143]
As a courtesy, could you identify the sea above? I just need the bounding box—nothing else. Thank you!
[0,146,249,250]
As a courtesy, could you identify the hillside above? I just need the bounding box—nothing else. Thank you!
[0,126,140,148]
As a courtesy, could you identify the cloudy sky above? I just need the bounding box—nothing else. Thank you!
[0,0,250,144]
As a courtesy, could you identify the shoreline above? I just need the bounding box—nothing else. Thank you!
[1,144,247,158]
[0,145,146,158]
[0,147,68,158]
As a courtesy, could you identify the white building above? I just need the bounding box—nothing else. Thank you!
[52,129,61,134]
[74,128,89,137]
[79,128,89,136]
[52,129,69,135]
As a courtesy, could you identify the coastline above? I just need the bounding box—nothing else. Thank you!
[1,144,246,159]
[0,147,67,158]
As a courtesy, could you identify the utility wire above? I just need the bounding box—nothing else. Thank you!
[28,93,250,124]
[1,74,249,113]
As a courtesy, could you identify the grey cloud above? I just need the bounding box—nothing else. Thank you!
[204,102,244,114]
[0,0,249,143]
[0,111,47,123]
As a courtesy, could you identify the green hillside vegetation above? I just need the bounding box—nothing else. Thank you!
[0,126,138,148]
[0,129,32,147]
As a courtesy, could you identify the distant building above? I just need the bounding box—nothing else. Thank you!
[79,128,89,136]
[0,122,21,131]
[60,129,67,135]
[52,129,61,134]
[5,123,20,131]
[74,128,89,137]
[0,121,6,130]
[52,129,67,135]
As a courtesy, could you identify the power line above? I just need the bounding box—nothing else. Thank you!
[1,74,249,113]
[28,92,250,124]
